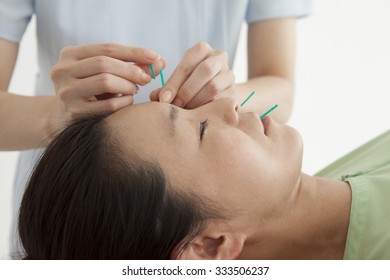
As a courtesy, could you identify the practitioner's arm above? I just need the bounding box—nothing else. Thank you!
[0,42,165,151]
[0,39,58,150]
[235,18,296,123]
[151,18,295,123]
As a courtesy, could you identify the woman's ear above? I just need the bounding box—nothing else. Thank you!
[173,221,246,260]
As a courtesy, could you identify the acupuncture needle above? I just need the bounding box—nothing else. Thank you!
[240,91,278,119]
[259,104,278,119]
[240,91,255,107]
[159,69,165,86]
[149,64,156,79]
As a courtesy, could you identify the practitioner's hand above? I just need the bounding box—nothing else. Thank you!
[51,43,166,122]
[149,42,235,109]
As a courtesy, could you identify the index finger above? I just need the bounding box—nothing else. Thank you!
[62,43,161,64]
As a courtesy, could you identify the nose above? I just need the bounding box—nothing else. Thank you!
[210,97,239,125]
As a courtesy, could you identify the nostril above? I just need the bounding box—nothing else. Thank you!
[235,105,238,112]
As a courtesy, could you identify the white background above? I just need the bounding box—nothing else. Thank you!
[1,0,390,257]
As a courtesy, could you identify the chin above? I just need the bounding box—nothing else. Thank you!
[283,125,304,169]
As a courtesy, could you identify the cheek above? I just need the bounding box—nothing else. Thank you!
[274,126,303,174]
[205,133,249,165]
[262,126,303,198]
[158,144,208,194]
[202,133,270,185]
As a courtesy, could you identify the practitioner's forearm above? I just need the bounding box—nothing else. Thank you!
[0,92,58,150]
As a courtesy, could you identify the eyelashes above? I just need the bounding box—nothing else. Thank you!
[200,119,208,140]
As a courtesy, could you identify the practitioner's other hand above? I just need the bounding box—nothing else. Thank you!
[51,43,166,124]
[149,41,235,109]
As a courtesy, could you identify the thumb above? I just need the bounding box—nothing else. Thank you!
[159,88,175,103]
[149,88,162,101]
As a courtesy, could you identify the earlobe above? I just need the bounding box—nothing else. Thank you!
[177,233,245,260]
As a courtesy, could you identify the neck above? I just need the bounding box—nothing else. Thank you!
[240,173,352,259]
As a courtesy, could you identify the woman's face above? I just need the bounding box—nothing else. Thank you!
[106,98,303,221]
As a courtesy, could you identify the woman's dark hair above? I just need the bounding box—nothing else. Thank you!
[18,114,218,259]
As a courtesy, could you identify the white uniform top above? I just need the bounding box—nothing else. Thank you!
[0,0,311,253]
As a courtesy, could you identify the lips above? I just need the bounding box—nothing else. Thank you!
[239,112,268,135]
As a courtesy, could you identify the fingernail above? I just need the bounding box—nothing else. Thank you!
[161,90,172,103]
[173,98,184,107]
[144,49,159,60]
[160,57,167,68]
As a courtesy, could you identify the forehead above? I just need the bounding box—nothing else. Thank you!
[104,102,172,155]
[106,101,164,125]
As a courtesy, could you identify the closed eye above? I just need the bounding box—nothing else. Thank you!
[200,119,208,140]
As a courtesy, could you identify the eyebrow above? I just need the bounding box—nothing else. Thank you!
[168,105,178,136]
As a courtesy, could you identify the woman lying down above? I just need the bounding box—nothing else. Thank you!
[18,97,390,260]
